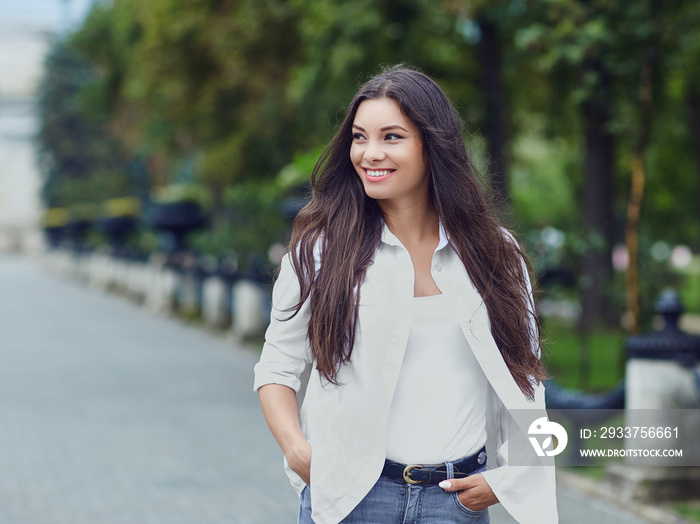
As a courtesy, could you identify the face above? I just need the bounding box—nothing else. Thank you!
[350,98,429,206]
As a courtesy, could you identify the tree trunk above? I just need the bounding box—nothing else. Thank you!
[625,48,656,335]
[477,16,509,209]
[580,61,616,331]
[687,86,700,228]
[625,154,646,334]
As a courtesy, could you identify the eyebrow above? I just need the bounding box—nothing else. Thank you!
[352,124,409,132]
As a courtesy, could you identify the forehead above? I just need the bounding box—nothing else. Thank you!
[353,98,416,130]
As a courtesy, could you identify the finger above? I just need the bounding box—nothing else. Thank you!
[438,475,478,492]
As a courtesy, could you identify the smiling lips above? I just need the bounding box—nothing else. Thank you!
[362,168,396,182]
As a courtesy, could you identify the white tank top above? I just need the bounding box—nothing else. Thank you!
[385,293,488,464]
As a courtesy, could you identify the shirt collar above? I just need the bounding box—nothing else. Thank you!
[380,218,451,251]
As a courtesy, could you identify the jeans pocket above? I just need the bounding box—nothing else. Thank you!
[452,492,487,516]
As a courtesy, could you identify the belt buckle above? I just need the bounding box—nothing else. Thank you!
[403,464,423,484]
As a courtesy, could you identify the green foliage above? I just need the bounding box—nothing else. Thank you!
[101,197,142,218]
[68,202,98,222]
[69,0,481,187]
[542,318,625,392]
[288,0,478,138]
[43,208,70,228]
[677,259,700,315]
[134,231,160,255]
[514,1,657,106]
[190,181,287,270]
[641,94,700,248]
[151,183,212,209]
[37,41,145,210]
[670,502,700,523]
[70,0,303,186]
[510,118,581,231]
[49,169,134,207]
[276,146,325,190]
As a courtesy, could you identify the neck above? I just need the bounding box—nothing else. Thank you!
[379,199,439,247]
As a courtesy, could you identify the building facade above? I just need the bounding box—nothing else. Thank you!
[0,22,52,252]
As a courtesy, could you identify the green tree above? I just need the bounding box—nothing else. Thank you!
[70,0,485,187]
[514,0,700,329]
[37,41,138,209]
[70,0,303,196]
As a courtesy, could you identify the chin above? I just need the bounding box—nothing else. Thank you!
[362,186,390,202]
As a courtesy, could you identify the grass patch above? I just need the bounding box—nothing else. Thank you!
[541,318,626,392]
[679,260,700,315]
[670,501,700,522]
[565,465,606,481]
[174,307,203,324]
[242,335,265,350]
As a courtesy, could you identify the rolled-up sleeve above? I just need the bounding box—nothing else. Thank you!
[253,253,312,393]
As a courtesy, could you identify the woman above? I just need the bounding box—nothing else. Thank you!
[254,66,558,524]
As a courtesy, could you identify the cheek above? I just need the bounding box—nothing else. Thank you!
[350,145,360,165]
[349,145,363,168]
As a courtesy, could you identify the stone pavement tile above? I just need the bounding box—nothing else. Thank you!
[0,255,298,524]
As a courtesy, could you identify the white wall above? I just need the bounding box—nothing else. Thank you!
[0,23,53,252]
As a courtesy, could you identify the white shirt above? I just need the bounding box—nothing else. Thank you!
[385,293,487,464]
[253,222,558,524]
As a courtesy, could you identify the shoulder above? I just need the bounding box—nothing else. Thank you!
[499,226,521,249]
[286,233,324,276]
[498,227,529,271]
[312,234,324,268]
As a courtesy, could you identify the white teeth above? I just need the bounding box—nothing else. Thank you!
[367,169,392,177]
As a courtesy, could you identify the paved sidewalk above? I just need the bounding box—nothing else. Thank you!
[0,255,663,523]
[0,255,296,524]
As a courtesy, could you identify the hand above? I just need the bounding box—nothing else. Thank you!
[285,439,312,486]
[439,473,498,511]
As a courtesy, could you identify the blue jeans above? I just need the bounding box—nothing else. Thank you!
[298,465,490,524]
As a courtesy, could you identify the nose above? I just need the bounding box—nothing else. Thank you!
[364,139,386,162]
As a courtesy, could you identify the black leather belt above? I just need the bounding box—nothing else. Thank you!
[381,446,487,485]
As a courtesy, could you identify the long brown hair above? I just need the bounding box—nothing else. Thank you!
[286,65,547,399]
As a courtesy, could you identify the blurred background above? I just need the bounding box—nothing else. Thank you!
[1,0,700,522]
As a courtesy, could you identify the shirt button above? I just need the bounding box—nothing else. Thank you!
[435,264,442,272]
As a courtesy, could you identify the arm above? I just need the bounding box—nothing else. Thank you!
[253,251,318,486]
[258,383,312,486]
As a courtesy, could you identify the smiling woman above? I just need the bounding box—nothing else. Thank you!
[350,98,429,206]
[254,65,557,524]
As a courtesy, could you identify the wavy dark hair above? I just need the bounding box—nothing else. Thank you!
[286,65,547,399]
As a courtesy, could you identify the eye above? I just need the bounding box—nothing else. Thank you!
[352,132,366,141]
[385,133,403,141]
